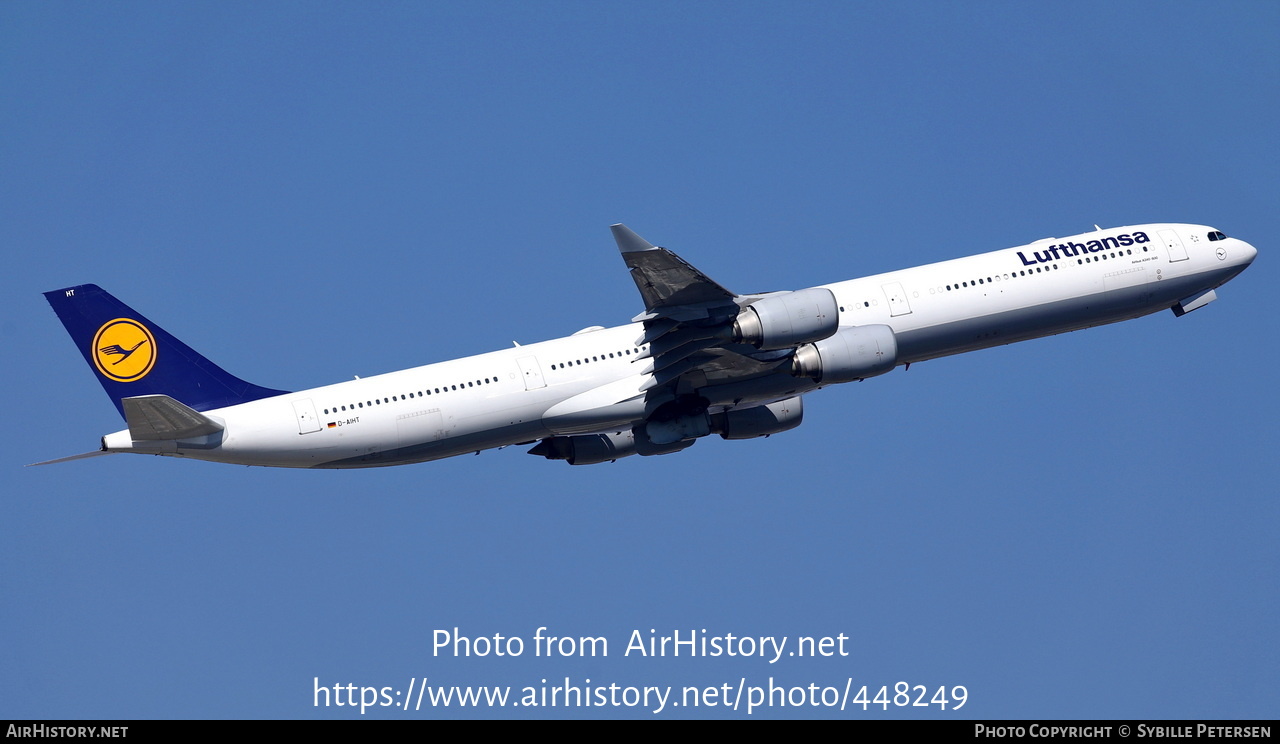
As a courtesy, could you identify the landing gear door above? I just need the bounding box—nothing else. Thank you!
[1159,229,1189,262]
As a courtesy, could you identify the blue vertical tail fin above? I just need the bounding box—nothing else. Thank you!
[44,284,289,418]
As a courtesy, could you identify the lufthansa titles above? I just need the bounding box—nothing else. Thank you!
[1017,231,1151,267]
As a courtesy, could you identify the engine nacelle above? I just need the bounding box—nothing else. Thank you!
[711,397,803,440]
[791,324,897,384]
[528,431,637,465]
[528,428,695,464]
[632,427,697,457]
[733,288,839,350]
[644,414,711,445]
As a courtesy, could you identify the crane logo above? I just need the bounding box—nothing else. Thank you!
[92,318,156,382]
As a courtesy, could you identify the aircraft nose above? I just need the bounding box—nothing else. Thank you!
[1239,239,1258,265]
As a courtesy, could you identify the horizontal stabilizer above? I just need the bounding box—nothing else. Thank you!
[27,449,115,467]
[122,395,224,441]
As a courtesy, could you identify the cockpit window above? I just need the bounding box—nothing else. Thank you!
[1208,231,1228,241]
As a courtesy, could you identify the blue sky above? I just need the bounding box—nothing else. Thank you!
[2,2,1276,719]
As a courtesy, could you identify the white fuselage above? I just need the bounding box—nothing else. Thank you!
[100,224,1256,468]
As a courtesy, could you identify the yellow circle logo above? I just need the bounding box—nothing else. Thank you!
[92,318,157,382]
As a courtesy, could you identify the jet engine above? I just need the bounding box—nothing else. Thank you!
[710,397,803,440]
[528,429,694,465]
[732,288,839,350]
[643,397,804,445]
[528,431,636,465]
[791,324,897,384]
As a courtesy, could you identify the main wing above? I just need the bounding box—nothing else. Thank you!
[611,224,849,391]
[611,224,739,322]
[611,223,896,405]
[528,225,898,464]
[611,225,842,432]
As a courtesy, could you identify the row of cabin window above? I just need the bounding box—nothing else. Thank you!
[1077,248,1134,264]
[322,377,499,415]
[942,246,1143,292]
[552,346,645,371]
[946,264,1058,291]
[322,343,655,415]
[840,242,1171,306]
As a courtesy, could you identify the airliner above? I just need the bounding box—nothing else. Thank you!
[38,222,1256,468]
